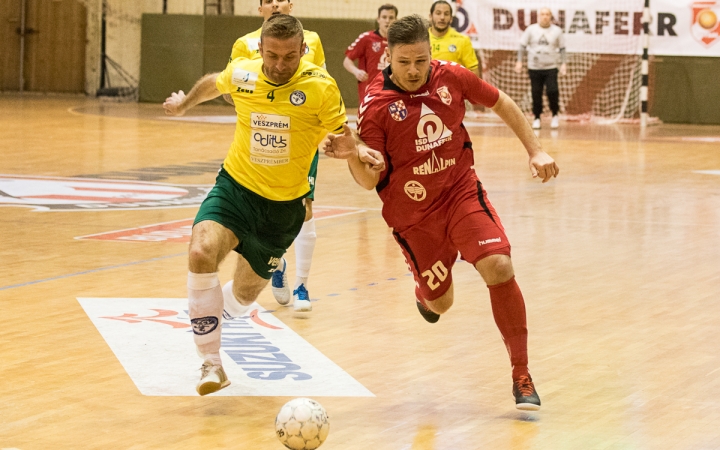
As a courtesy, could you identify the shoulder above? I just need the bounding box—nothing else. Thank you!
[240,28,261,40]
[297,61,336,85]
[304,30,322,42]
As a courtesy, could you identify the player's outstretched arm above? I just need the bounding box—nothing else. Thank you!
[163,73,222,116]
[491,90,559,183]
[322,124,384,190]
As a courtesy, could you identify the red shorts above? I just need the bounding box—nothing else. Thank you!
[392,181,510,301]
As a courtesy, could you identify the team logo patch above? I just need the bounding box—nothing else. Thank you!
[0,175,211,211]
[448,44,457,52]
[78,298,375,396]
[404,180,427,201]
[691,2,720,47]
[437,86,452,105]
[191,316,219,335]
[372,41,382,52]
[290,90,306,106]
[388,100,408,122]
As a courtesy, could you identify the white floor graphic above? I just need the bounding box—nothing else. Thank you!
[78,298,374,397]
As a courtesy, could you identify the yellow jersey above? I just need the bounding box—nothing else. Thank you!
[215,58,346,201]
[230,28,326,68]
[429,28,479,71]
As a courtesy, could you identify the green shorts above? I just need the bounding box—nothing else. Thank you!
[194,168,306,279]
[306,150,319,201]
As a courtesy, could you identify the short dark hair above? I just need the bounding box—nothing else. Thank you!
[259,0,292,5]
[378,4,398,17]
[430,1,452,15]
[261,14,304,43]
[387,14,430,48]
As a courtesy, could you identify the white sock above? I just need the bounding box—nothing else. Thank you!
[294,217,316,288]
[222,280,254,317]
[188,272,223,365]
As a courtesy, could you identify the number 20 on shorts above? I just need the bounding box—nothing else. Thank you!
[422,261,449,290]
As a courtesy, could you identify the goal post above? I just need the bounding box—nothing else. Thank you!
[454,0,649,123]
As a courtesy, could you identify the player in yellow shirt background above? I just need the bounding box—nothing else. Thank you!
[230,0,325,68]
[162,15,348,395]
[228,0,328,311]
[429,1,486,116]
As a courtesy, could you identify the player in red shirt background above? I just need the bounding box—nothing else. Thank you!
[343,4,398,100]
[324,15,559,411]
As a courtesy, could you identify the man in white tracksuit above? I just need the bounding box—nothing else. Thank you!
[515,8,566,129]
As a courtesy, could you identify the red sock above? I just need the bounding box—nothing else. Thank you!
[488,276,529,379]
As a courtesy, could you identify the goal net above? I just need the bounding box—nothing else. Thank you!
[456,0,646,123]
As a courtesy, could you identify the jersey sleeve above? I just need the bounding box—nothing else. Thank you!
[459,37,479,71]
[519,27,531,47]
[455,65,499,108]
[357,97,387,157]
[215,61,236,94]
[345,33,365,60]
[309,32,326,68]
[317,81,347,133]
[230,38,249,62]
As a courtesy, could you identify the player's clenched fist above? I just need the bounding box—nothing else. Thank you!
[163,90,186,116]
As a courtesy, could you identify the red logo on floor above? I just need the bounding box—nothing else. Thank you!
[76,207,366,243]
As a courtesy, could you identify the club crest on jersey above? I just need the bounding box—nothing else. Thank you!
[404,181,426,202]
[388,100,408,122]
[372,41,382,52]
[290,90,306,106]
[448,44,457,52]
[436,86,452,105]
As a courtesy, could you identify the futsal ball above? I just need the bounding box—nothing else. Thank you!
[275,398,330,450]
[698,9,717,30]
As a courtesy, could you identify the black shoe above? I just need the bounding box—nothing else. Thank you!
[513,375,541,411]
[416,300,440,323]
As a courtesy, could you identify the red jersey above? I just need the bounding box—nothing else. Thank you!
[345,30,390,97]
[358,60,500,229]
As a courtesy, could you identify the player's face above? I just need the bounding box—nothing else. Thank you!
[430,4,453,33]
[377,10,397,37]
[258,0,292,21]
[387,42,432,93]
[538,9,552,28]
[259,35,305,84]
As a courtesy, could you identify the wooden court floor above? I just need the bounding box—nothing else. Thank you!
[1,94,719,449]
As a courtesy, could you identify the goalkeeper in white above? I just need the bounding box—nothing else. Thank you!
[515,7,566,130]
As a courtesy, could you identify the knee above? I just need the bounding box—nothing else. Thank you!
[232,283,260,306]
[476,254,515,286]
[427,288,454,314]
[188,242,219,273]
[304,200,313,221]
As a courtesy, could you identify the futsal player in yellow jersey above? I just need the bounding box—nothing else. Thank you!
[163,15,348,395]
[428,1,480,75]
[231,28,325,68]
[229,0,327,310]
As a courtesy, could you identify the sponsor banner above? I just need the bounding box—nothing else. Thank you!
[78,298,374,397]
[0,175,210,211]
[458,0,720,56]
[75,207,368,243]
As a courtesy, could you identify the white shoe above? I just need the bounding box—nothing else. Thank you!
[293,284,312,312]
[550,115,559,129]
[532,118,541,129]
[271,258,292,305]
[196,361,230,396]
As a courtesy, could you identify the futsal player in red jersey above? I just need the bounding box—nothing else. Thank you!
[343,4,398,99]
[323,15,559,410]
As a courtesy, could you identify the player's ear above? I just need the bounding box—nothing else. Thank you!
[288,1,293,14]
